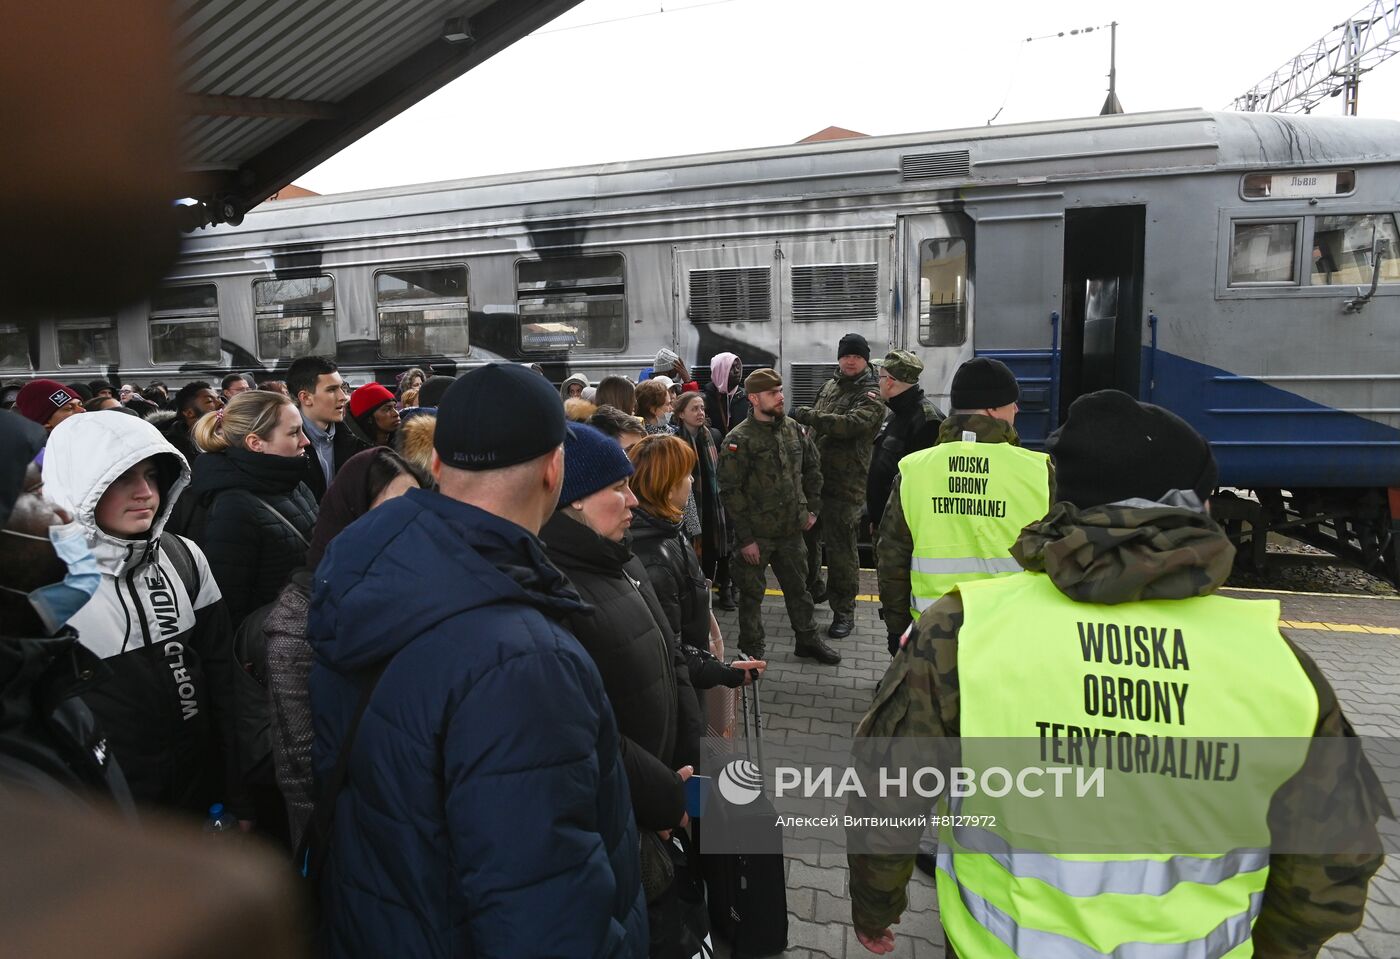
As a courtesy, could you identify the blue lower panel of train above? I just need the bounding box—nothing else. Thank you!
[985,350,1400,491]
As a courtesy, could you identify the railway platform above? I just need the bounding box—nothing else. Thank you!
[707,573,1400,959]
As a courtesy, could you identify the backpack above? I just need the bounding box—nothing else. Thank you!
[161,532,274,787]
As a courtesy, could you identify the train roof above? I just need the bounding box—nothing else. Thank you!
[204,108,1400,237]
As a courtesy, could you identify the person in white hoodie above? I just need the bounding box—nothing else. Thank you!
[41,410,245,818]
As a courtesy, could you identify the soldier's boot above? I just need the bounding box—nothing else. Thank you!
[827,612,855,639]
[738,637,766,660]
[794,630,842,666]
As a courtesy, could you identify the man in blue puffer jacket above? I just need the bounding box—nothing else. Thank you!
[309,364,647,958]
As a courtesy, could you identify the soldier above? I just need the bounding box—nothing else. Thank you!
[848,389,1387,958]
[876,356,1052,656]
[717,368,839,665]
[791,333,885,640]
[865,349,943,533]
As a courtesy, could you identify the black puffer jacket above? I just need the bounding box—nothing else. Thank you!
[541,511,703,831]
[187,448,317,627]
[628,508,745,692]
[0,629,134,812]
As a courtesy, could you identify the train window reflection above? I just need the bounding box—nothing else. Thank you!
[254,275,335,359]
[1229,222,1298,285]
[1310,213,1400,286]
[517,254,626,353]
[377,265,469,358]
[918,238,967,346]
[57,319,118,367]
[0,324,32,371]
[150,284,220,364]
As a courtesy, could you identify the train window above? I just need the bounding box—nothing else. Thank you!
[149,284,220,364]
[1242,170,1355,199]
[1228,222,1298,285]
[918,238,968,346]
[57,319,117,367]
[376,265,469,358]
[254,275,335,359]
[1310,213,1400,286]
[516,255,626,352]
[0,324,32,371]
[791,264,878,322]
[687,267,772,323]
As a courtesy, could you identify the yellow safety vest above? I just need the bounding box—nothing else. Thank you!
[897,439,1049,618]
[938,573,1318,959]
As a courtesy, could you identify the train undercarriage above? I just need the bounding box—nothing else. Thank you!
[1212,487,1400,589]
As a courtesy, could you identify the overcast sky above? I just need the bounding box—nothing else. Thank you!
[298,0,1400,195]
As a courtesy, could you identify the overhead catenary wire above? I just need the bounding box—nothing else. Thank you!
[986,23,1115,125]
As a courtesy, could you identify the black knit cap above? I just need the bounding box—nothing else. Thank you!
[950,357,1019,410]
[1047,390,1218,509]
[435,364,566,470]
[837,332,870,361]
[418,375,457,408]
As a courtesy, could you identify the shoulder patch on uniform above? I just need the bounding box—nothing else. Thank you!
[727,442,739,451]
[866,391,880,401]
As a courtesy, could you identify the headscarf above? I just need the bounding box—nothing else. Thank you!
[307,448,397,569]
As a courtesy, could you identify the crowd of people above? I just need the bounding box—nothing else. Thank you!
[0,338,1387,958]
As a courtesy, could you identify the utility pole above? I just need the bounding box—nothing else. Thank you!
[1100,21,1124,115]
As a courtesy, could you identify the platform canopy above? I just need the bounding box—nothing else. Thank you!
[178,0,583,228]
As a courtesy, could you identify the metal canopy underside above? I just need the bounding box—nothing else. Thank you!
[177,0,583,227]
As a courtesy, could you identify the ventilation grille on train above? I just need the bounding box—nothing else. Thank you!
[792,264,879,322]
[901,150,971,180]
[688,267,772,323]
[787,363,838,407]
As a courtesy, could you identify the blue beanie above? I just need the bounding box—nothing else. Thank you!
[559,423,634,507]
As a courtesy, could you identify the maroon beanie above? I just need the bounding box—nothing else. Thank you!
[15,379,77,426]
[349,382,395,419]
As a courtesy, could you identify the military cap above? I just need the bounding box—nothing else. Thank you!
[874,349,923,384]
[743,368,782,394]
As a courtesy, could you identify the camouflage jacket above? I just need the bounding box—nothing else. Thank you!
[717,413,822,544]
[875,414,1054,638]
[791,365,884,504]
[850,502,1388,954]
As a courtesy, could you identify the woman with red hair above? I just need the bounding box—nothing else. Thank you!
[626,435,763,721]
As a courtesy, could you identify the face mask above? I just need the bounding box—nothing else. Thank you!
[0,520,102,633]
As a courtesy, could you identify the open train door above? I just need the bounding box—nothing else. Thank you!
[1059,205,1146,421]
[896,213,975,411]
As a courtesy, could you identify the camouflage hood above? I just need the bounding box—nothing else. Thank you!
[937,413,1019,445]
[1011,501,1235,605]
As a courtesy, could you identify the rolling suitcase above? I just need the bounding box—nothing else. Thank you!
[701,674,788,957]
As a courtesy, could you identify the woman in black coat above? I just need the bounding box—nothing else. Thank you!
[187,390,318,627]
[626,435,764,700]
[671,390,733,606]
[539,423,702,836]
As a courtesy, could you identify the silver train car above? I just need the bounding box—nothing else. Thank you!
[9,108,1399,581]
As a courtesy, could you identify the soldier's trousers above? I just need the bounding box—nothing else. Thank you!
[804,499,863,615]
[731,534,817,653]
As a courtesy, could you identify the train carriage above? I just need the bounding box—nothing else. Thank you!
[8,108,1399,580]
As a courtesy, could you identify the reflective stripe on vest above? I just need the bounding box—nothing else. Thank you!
[935,572,1319,959]
[938,845,1264,959]
[897,440,1049,618]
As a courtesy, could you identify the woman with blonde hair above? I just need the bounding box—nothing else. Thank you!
[626,434,763,722]
[186,389,318,627]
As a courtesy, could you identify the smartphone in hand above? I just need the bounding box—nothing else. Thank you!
[685,774,712,819]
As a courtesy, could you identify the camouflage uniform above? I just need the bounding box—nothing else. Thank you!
[849,502,1388,955]
[876,413,1054,649]
[791,364,884,616]
[716,412,823,656]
